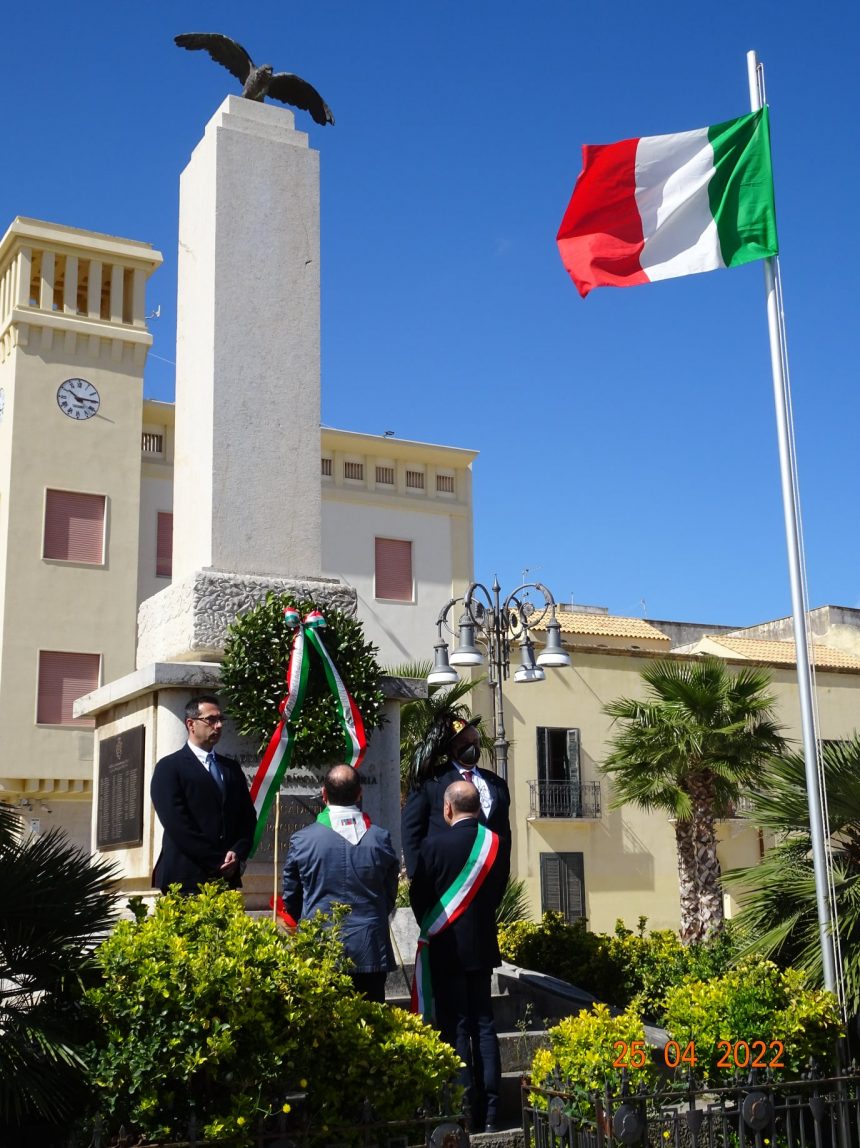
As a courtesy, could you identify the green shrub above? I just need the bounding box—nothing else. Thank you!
[499,913,620,1002]
[83,887,460,1144]
[662,959,843,1082]
[220,593,386,764]
[530,1004,658,1114]
[498,914,737,1021]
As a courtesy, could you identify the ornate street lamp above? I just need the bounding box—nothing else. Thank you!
[428,578,570,780]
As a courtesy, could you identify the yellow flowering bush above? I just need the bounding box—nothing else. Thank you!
[83,887,460,1144]
[529,1003,658,1112]
[662,959,843,1083]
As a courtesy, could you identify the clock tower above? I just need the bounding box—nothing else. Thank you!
[0,217,162,843]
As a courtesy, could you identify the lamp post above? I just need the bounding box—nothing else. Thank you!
[428,577,570,781]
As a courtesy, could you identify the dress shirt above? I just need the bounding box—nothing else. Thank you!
[455,763,492,818]
[324,803,368,844]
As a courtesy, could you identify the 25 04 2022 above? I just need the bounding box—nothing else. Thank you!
[613,1039,786,1070]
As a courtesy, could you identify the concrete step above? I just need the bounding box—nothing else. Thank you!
[499,1030,549,1075]
[471,1125,524,1146]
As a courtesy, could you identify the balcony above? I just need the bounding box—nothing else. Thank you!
[527,780,602,820]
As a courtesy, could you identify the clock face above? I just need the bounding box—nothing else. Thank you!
[57,378,100,421]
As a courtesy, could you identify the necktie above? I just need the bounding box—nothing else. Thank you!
[207,751,225,795]
[462,770,473,784]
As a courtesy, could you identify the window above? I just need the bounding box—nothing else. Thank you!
[540,852,585,923]
[375,465,395,485]
[156,512,173,578]
[43,489,105,564]
[536,727,582,817]
[37,651,100,726]
[375,537,413,601]
[321,457,332,476]
[141,431,164,454]
[405,469,425,490]
[436,473,455,494]
[344,460,364,481]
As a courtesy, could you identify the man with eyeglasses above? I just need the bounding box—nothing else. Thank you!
[151,695,257,894]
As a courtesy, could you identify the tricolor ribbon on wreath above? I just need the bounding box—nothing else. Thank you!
[249,607,367,855]
[410,822,500,1022]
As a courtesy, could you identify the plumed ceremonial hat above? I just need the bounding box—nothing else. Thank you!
[410,712,482,788]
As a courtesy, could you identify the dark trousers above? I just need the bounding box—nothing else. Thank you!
[433,967,500,1129]
[350,970,388,1003]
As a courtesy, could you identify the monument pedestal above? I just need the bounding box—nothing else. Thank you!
[136,569,357,666]
[77,666,419,905]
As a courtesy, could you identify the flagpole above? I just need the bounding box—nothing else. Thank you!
[272,791,281,924]
[746,50,838,996]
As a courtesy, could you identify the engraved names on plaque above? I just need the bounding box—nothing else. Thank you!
[97,726,145,850]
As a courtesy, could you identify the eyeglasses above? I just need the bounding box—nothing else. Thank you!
[192,714,225,727]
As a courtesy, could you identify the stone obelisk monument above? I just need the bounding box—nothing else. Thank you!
[78,98,406,900]
[138,95,351,665]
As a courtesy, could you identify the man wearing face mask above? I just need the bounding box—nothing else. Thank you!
[401,713,511,879]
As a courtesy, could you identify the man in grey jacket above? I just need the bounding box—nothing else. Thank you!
[282,764,398,1002]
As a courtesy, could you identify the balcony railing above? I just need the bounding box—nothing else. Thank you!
[527,779,602,820]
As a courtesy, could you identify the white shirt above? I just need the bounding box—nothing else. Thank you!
[325,803,368,844]
[187,741,213,770]
[455,763,492,818]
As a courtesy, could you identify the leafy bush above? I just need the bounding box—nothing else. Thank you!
[221,593,385,765]
[530,1004,658,1113]
[83,887,460,1144]
[498,914,737,1021]
[662,959,843,1082]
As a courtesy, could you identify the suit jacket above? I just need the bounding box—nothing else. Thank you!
[282,821,398,973]
[151,743,257,893]
[401,765,511,878]
[409,817,510,973]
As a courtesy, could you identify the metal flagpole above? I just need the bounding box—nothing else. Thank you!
[746,50,838,996]
[272,792,281,924]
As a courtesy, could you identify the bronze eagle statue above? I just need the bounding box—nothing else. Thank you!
[174,33,334,126]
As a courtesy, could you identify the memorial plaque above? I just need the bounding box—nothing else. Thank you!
[97,726,145,850]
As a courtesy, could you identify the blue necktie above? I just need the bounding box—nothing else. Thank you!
[206,751,225,796]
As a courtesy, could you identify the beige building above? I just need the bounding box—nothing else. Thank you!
[487,606,860,933]
[0,216,476,849]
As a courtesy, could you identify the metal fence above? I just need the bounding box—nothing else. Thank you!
[527,781,602,820]
[523,1070,860,1148]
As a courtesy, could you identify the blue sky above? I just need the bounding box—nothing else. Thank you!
[4,1,858,627]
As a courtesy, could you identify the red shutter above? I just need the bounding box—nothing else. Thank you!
[156,512,173,577]
[375,538,413,601]
[37,651,100,725]
[43,490,105,563]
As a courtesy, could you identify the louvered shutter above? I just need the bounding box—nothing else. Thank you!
[37,651,100,725]
[566,728,582,814]
[156,512,173,577]
[375,538,413,601]
[43,490,105,563]
[540,852,585,923]
[540,853,563,913]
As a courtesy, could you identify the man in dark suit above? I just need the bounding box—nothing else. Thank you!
[150,695,257,894]
[282,764,398,1002]
[402,715,511,878]
[410,781,510,1133]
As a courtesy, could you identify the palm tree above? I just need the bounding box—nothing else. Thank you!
[385,660,490,798]
[601,657,785,944]
[0,801,118,1138]
[727,735,860,1014]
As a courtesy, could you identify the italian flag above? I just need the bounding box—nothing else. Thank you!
[557,108,778,298]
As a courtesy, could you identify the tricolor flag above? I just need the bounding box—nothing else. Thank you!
[557,107,778,297]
